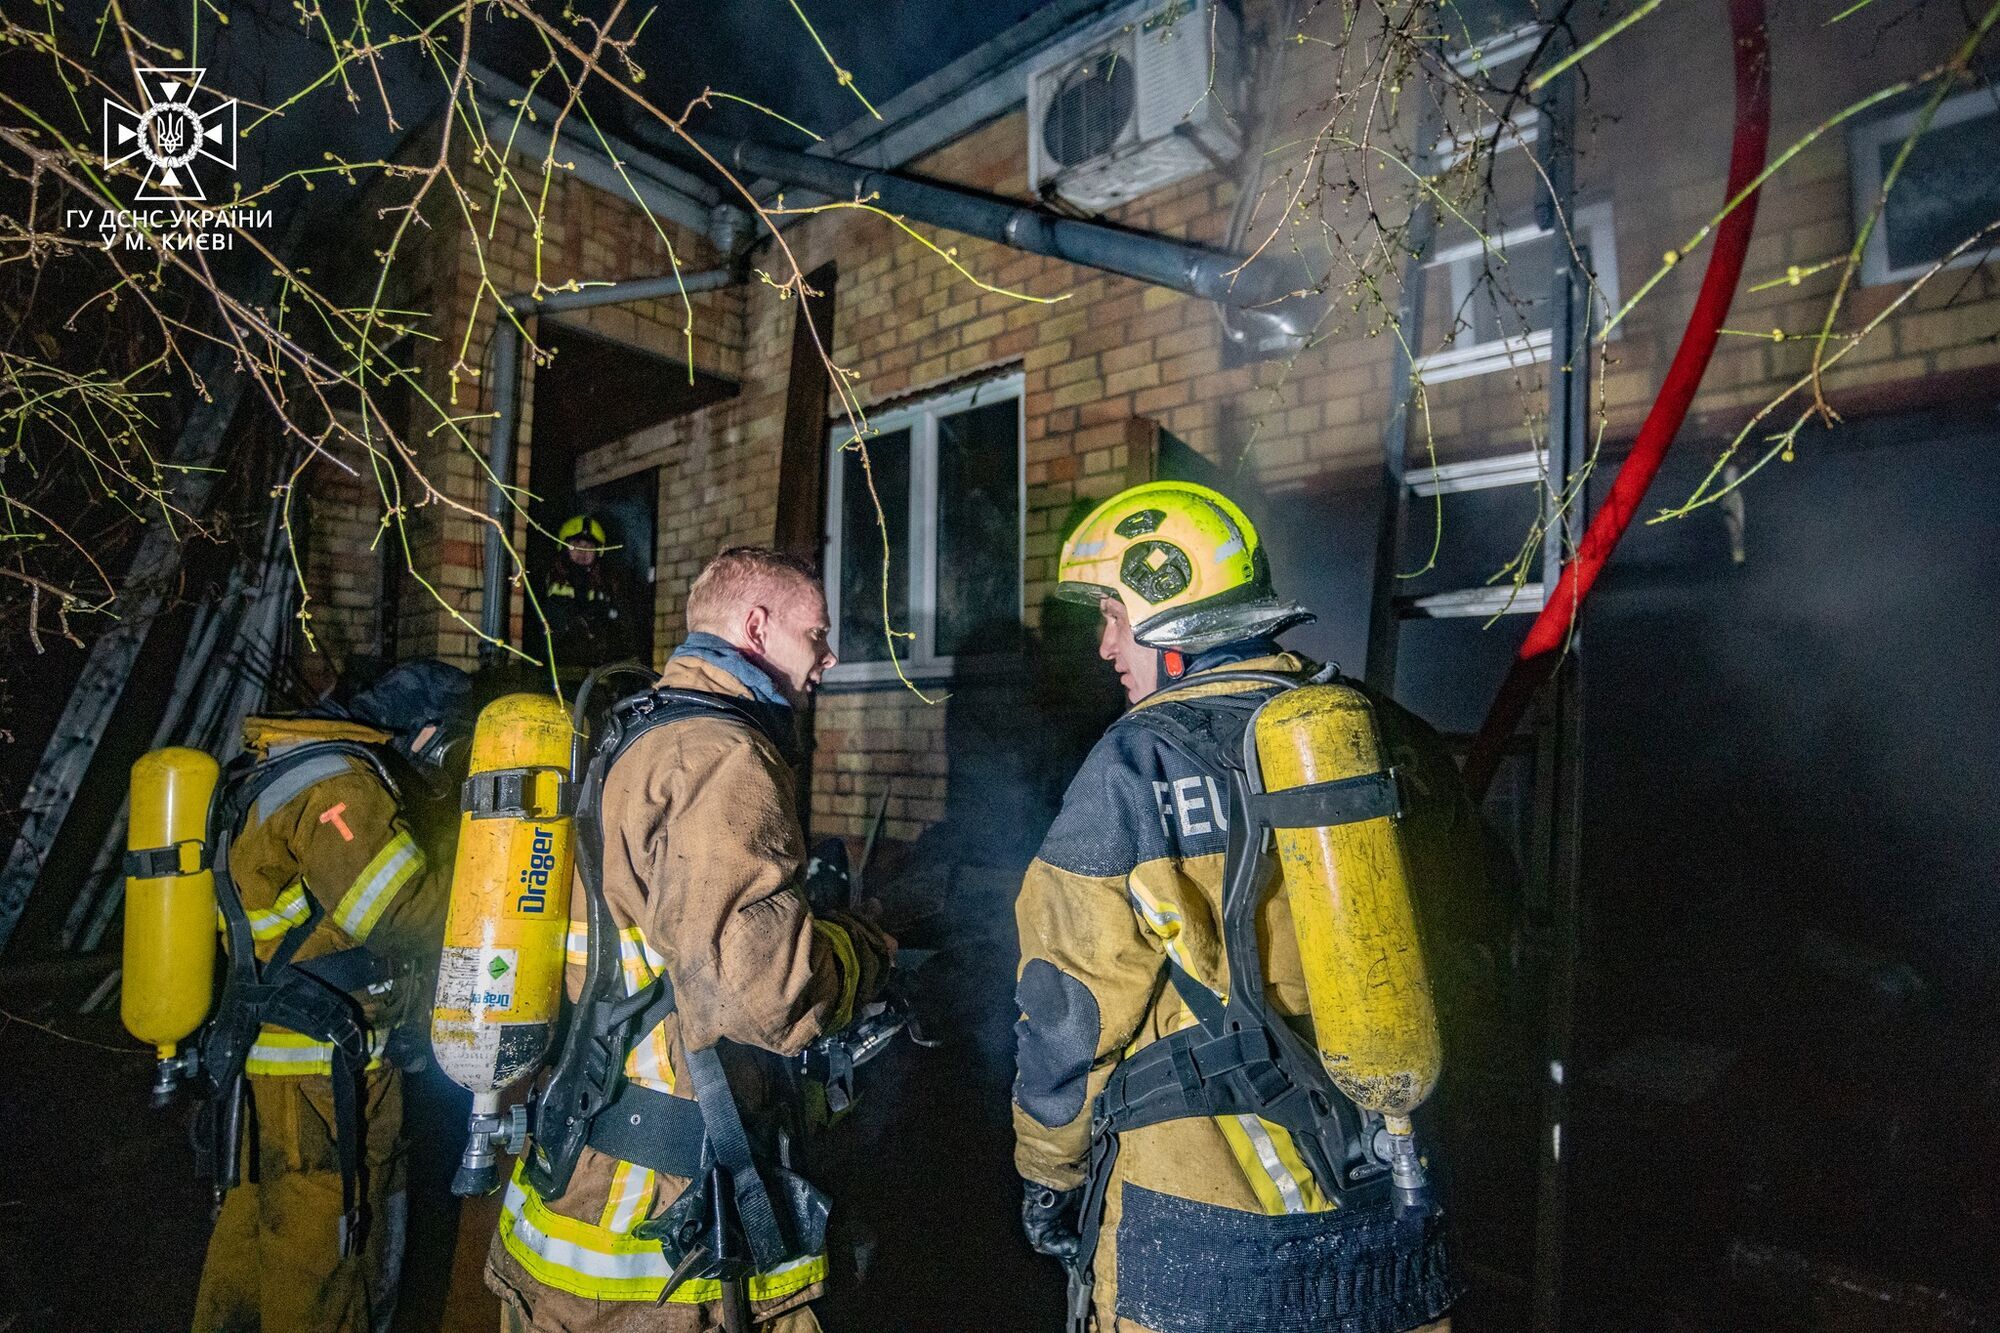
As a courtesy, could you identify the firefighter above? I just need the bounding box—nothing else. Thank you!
[546,513,628,668]
[192,659,470,1333]
[1013,481,1463,1332]
[485,545,893,1333]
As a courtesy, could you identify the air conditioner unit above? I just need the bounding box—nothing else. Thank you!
[1027,0,1242,213]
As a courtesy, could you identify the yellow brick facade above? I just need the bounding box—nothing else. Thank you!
[300,0,1997,844]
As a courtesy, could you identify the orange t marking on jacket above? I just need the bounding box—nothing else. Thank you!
[319,802,355,842]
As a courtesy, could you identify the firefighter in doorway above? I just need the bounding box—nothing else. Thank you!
[1013,481,1470,1333]
[546,513,630,668]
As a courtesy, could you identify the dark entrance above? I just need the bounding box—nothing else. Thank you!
[572,468,659,666]
[522,317,736,668]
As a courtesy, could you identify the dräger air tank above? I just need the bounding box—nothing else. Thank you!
[1253,682,1443,1210]
[431,693,576,1196]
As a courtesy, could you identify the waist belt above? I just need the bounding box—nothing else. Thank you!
[293,945,391,996]
[586,1082,706,1181]
[1098,1026,1300,1135]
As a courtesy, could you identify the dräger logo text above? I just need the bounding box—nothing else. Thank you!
[516,826,558,913]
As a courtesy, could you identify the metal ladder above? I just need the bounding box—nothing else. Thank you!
[1363,17,1589,696]
[1357,15,1594,1332]
[0,237,298,957]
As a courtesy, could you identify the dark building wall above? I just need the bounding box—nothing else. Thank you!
[1562,406,2000,1315]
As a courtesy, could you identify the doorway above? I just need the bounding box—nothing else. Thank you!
[521,316,735,667]
[572,468,659,666]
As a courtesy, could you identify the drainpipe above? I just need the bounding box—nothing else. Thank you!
[704,136,1324,349]
[480,266,739,659]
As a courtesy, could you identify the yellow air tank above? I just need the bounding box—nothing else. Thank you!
[431,693,576,1195]
[122,746,220,1104]
[1253,683,1442,1206]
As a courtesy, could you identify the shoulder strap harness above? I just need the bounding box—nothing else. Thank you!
[199,740,399,1256]
[1066,668,1408,1331]
[523,687,828,1293]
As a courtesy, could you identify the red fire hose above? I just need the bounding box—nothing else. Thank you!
[1462,0,1772,799]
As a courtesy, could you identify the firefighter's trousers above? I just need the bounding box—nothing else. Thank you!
[192,1067,407,1333]
[499,1301,824,1333]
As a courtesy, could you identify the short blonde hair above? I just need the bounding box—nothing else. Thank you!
[685,546,821,634]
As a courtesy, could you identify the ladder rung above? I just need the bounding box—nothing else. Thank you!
[1446,22,1547,76]
[1409,450,1548,497]
[1429,107,1540,173]
[1397,582,1545,619]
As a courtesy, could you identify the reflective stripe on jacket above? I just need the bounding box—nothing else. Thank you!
[244,1026,391,1077]
[496,1165,827,1304]
[226,718,447,1076]
[487,653,888,1328]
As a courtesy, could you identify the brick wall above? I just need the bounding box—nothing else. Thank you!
[296,411,389,681]
[784,0,1996,843]
[300,128,740,678]
[302,1,1997,845]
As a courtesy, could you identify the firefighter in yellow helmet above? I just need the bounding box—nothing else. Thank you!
[546,514,630,668]
[1014,481,1465,1331]
[192,660,470,1333]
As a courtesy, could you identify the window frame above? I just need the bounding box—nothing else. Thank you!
[1849,86,2000,287]
[1414,199,1620,385]
[822,371,1027,685]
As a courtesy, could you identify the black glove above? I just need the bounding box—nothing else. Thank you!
[1021,1181,1083,1261]
[803,837,852,914]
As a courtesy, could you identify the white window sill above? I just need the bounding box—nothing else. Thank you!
[818,653,1026,692]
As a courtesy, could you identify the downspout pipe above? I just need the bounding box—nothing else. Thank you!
[479,266,739,659]
[706,136,1323,338]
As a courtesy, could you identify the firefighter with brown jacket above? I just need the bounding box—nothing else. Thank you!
[486,545,892,1333]
[194,660,469,1333]
[1015,482,1462,1333]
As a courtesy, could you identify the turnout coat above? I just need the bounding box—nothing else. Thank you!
[486,653,889,1332]
[1013,653,1462,1333]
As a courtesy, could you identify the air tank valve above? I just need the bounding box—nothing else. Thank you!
[455,1095,531,1196]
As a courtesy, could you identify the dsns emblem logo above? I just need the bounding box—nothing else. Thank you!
[516,827,557,914]
[103,68,237,202]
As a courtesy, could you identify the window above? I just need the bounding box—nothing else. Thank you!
[1415,200,1620,385]
[823,373,1025,681]
[1850,88,2000,286]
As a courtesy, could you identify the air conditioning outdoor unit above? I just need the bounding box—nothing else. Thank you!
[1027,0,1242,213]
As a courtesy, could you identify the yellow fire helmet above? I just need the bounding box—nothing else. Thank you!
[1056,480,1312,653]
[558,514,607,546]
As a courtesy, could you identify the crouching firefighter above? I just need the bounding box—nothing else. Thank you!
[122,659,470,1333]
[1014,482,1467,1333]
[484,546,893,1333]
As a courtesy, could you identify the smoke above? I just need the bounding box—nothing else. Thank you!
[611,0,1055,147]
